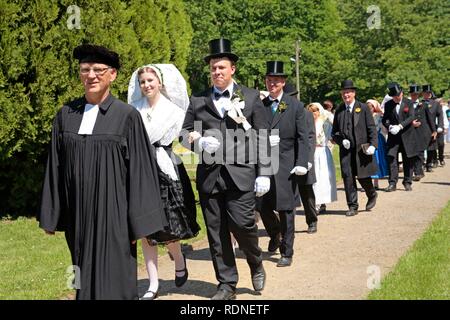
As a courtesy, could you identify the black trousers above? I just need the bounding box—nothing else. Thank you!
[343,176,376,210]
[438,133,445,161]
[388,142,413,186]
[426,150,437,168]
[298,184,318,226]
[413,151,425,176]
[259,207,295,258]
[199,169,262,292]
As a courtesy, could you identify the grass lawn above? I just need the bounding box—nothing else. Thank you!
[0,217,73,299]
[367,200,450,300]
[0,145,206,300]
[331,145,342,182]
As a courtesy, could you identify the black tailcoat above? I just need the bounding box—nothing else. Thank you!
[332,100,378,178]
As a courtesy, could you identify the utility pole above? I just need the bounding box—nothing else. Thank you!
[295,39,301,100]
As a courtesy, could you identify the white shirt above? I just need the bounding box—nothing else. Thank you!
[212,82,235,118]
[269,92,284,113]
[78,104,99,135]
[395,99,402,114]
[345,100,356,112]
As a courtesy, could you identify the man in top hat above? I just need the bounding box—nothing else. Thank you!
[283,84,319,232]
[422,84,445,172]
[422,84,444,170]
[409,84,437,180]
[181,38,270,300]
[331,80,378,216]
[38,44,165,299]
[258,61,310,267]
[382,82,418,191]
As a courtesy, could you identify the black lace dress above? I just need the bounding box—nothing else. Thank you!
[146,145,200,245]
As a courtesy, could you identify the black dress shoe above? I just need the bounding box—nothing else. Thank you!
[440,160,445,167]
[140,288,159,300]
[307,222,317,234]
[276,256,292,267]
[346,208,358,216]
[426,167,433,172]
[175,254,188,287]
[211,288,236,300]
[251,265,266,291]
[403,184,412,191]
[385,184,396,192]
[267,235,281,253]
[366,192,378,211]
[319,204,327,214]
[412,175,421,181]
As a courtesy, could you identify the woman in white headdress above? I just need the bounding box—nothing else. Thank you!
[306,103,337,212]
[128,64,200,300]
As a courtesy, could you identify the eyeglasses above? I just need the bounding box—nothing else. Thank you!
[79,67,111,75]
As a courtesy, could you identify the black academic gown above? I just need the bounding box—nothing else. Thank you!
[38,94,165,300]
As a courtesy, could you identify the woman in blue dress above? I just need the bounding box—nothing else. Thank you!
[367,99,389,189]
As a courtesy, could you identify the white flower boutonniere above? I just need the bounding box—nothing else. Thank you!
[226,88,252,131]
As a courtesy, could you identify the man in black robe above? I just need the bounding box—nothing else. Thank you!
[38,44,165,300]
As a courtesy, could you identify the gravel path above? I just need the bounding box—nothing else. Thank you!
[138,151,450,300]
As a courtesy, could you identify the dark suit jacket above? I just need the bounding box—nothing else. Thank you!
[296,109,316,186]
[259,93,309,210]
[382,98,418,158]
[413,100,436,152]
[332,100,378,178]
[423,99,443,151]
[181,84,270,194]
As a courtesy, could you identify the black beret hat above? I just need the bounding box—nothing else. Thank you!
[73,44,120,69]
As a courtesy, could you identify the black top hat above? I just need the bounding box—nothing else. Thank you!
[73,44,120,69]
[340,80,357,90]
[422,84,432,92]
[387,82,403,97]
[409,84,421,94]
[266,61,287,77]
[283,83,298,96]
[204,38,239,63]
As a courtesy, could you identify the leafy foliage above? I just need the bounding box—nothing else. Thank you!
[0,0,192,216]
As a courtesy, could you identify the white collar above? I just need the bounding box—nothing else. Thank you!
[213,82,234,96]
[269,92,284,102]
[346,100,356,110]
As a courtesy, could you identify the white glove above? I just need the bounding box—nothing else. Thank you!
[389,125,401,135]
[307,162,313,171]
[364,145,376,155]
[269,135,280,147]
[342,139,351,150]
[437,127,443,133]
[254,176,270,197]
[290,166,308,175]
[199,136,221,153]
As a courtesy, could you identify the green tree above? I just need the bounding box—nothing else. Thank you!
[184,0,355,102]
[337,0,449,100]
[0,0,193,216]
